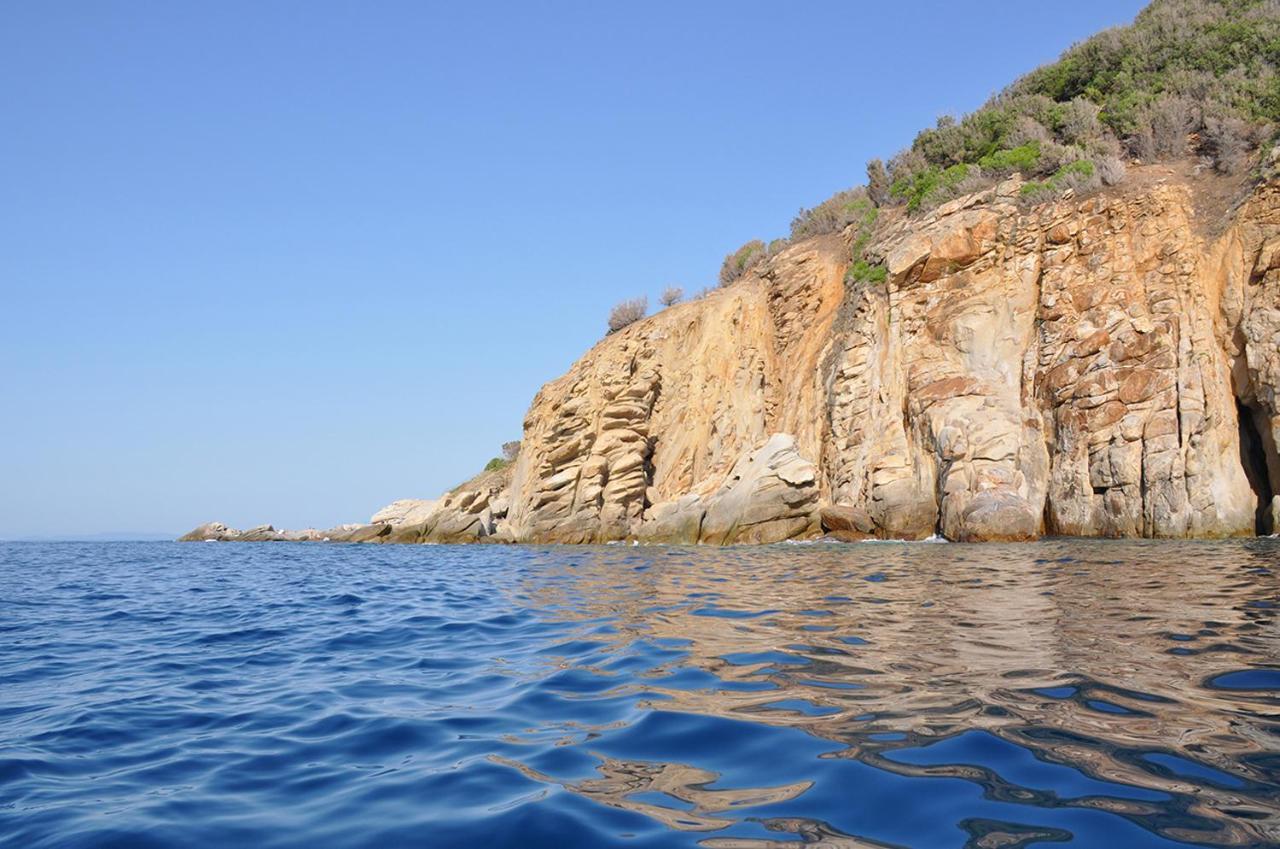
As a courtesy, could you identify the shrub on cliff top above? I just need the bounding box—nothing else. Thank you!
[878,0,1280,213]
[891,162,989,212]
[978,141,1043,174]
[710,1,1278,287]
[1019,159,1100,204]
[790,187,873,240]
[659,286,683,307]
[607,297,648,333]
[844,201,887,285]
[719,239,767,286]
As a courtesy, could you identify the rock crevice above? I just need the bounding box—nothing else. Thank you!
[182,170,1280,544]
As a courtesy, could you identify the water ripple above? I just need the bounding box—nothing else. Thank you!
[0,539,1278,847]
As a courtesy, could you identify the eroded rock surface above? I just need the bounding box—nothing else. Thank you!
[178,522,346,542]
[384,466,512,544]
[370,499,440,527]
[503,171,1280,543]
[635,434,819,544]
[183,169,1280,544]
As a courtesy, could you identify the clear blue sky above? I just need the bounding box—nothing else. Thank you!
[0,1,1147,538]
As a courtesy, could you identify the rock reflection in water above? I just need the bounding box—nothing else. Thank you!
[493,755,811,831]
[508,539,1280,847]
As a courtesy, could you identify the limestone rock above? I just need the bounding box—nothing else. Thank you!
[637,494,706,544]
[278,528,325,542]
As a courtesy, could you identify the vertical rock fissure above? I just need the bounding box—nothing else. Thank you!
[1236,398,1276,535]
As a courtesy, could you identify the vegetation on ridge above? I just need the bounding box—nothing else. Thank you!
[885,0,1277,212]
[481,441,521,474]
[715,0,1278,295]
[606,297,648,333]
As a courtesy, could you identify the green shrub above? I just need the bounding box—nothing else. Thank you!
[891,163,980,212]
[978,141,1042,173]
[881,0,1280,213]
[790,187,874,240]
[1019,159,1100,202]
[483,457,508,472]
[847,259,888,285]
[719,239,767,286]
[713,1,1277,285]
[844,198,886,284]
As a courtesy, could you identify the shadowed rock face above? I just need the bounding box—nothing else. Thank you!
[181,171,1280,544]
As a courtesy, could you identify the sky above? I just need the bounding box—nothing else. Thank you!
[0,0,1149,539]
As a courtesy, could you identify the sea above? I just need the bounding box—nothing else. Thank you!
[1,539,1278,848]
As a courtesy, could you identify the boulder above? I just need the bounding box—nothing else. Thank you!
[699,434,820,544]
[345,523,392,543]
[370,499,440,527]
[177,521,237,542]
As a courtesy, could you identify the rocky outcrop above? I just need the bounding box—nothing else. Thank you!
[178,522,239,542]
[384,467,511,544]
[182,166,1280,545]
[500,168,1280,543]
[636,434,820,544]
[502,236,846,543]
[178,521,360,542]
[370,499,439,527]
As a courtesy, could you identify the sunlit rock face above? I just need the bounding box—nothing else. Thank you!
[496,172,1280,543]
[180,171,1280,545]
[502,235,845,545]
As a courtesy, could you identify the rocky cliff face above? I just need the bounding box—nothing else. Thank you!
[496,168,1280,543]
[182,167,1280,544]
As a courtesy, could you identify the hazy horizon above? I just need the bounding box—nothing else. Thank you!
[1,1,1147,538]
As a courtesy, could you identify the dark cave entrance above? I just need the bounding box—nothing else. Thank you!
[1236,399,1276,535]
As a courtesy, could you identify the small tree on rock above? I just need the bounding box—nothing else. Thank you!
[866,158,890,207]
[719,240,766,286]
[659,286,683,307]
[607,297,648,333]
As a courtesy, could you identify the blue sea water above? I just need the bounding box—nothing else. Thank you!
[1,539,1278,848]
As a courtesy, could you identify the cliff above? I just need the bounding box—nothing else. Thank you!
[183,162,1280,544]
[497,166,1280,543]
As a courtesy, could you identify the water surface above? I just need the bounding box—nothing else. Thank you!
[1,540,1278,847]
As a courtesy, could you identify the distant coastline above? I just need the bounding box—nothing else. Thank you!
[4,533,179,543]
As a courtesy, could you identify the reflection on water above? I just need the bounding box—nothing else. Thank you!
[508,540,1280,847]
[0,539,1277,848]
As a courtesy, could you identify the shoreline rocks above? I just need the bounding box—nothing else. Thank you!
[181,167,1280,546]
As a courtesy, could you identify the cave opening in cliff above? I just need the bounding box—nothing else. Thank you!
[1235,399,1275,535]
